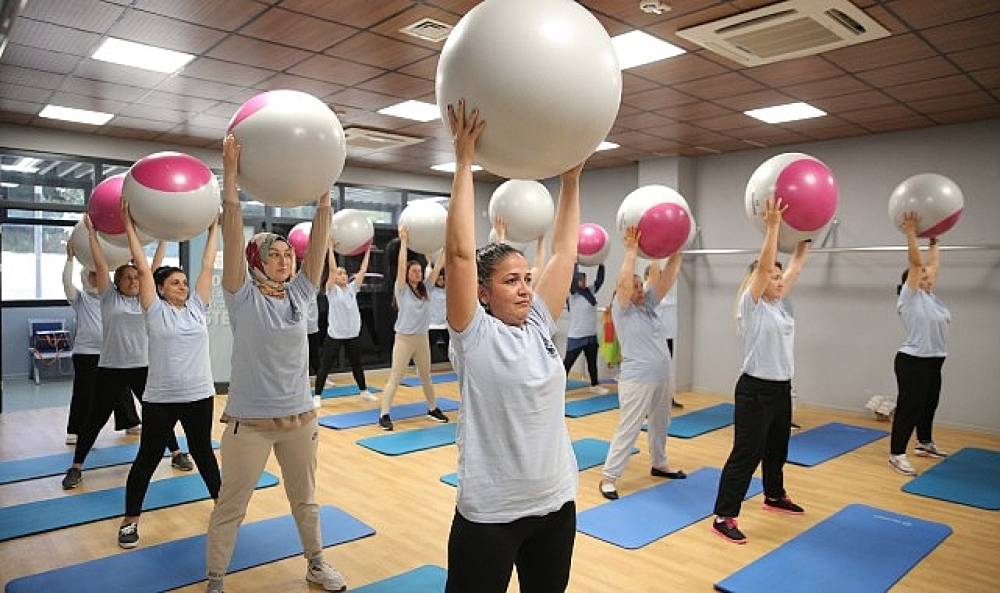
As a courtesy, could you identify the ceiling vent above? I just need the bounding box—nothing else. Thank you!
[344,127,425,151]
[676,0,889,67]
[399,18,453,43]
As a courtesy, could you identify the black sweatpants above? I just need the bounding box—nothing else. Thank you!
[125,397,220,516]
[891,352,945,455]
[429,328,450,363]
[446,501,576,593]
[67,353,100,435]
[713,374,792,518]
[563,342,599,386]
[73,367,180,465]
[314,335,367,394]
[307,331,322,376]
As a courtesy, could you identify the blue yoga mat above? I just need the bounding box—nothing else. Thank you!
[321,385,382,399]
[0,437,219,485]
[902,448,1000,510]
[5,505,375,593]
[0,471,278,542]
[669,403,735,438]
[566,378,590,390]
[565,393,619,418]
[355,565,447,593]
[715,504,952,593]
[400,373,457,386]
[787,422,888,467]
[440,438,637,486]
[577,467,763,549]
[358,424,457,456]
[319,398,460,430]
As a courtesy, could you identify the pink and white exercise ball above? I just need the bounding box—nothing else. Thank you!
[488,180,554,243]
[744,152,838,253]
[123,152,220,243]
[288,222,311,260]
[87,174,154,247]
[70,220,132,270]
[486,228,529,250]
[331,209,375,256]
[399,200,448,255]
[577,223,610,266]
[436,0,621,180]
[616,185,692,259]
[888,173,964,238]
[227,90,346,207]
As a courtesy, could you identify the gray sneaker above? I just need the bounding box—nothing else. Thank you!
[62,467,82,490]
[171,452,194,471]
[915,441,949,458]
[889,454,917,476]
[306,559,347,592]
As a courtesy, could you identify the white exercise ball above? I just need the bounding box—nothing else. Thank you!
[70,220,132,270]
[399,200,448,255]
[227,89,346,207]
[332,209,375,256]
[436,0,621,180]
[122,152,220,242]
[888,173,964,238]
[486,228,530,251]
[488,180,554,243]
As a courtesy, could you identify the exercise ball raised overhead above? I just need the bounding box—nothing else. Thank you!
[331,209,374,256]
[487,228,529,251]
[227,90,346,207]
[888,173,964,238]
[123,152,220,243]
[70,220,132,270]
[577,223,610,266]
[399,200,448,255]
[436,0,621,180]
[87,174,154,247]
[288,222,311,260]
[488,180,554,243]
[745,152,838,253]
[617,185,692,259]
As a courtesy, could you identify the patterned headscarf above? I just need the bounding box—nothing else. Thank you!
[245,232,290,298]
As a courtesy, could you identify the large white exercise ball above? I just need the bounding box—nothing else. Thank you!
[70,220,132,270]
[616,185,692,259]
[577,223,610,266]
[436,0,621,180]
[888,173,964,238]
[87,174,154,248]
[122,152,220,242]
[227,89,346,206]
[332,209,375,256]
[488,180,554,243]
[486,228,530,251]
[399,200,448,255]
[745,152,838,253]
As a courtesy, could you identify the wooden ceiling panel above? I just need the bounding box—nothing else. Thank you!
[134,0,269,30]
[106,116,176,132]
[622,73,661,96]
[863,113,935,132]
[809,90,896,113]
[863,5,909,34]
[674,72,766,100]
[855,57,959,88]
[630,53,729,85]
[182,58,276,87]
[0,82,53,104]
[917,12,1000,53]
[622,87,699,110]
[288,54,385,86]
[884,74,981,102]
[783,75,872,101]
[713,89,796,112]
[886,0,1000,30]
[688,111,760,131]
[0,65,66,91]
[9,19,101,56]
[240,8,357,52]
[357,72,435,98]
[22,0,124,33]
[590,11,632,36]
[908,90,997,114]
[927,103,1000,124]
[970,67,1000,89]
[108,10,227,54]
[279,0,416,29]
[0,101,41,118]
[96,125,162,140]
[398,54,439,80]
[655,101,731,121]
[119,103,190,123]
[326,32,435,70]
[1,44,82,74]
[838,103,918,124]
[824,34,937,72]
[614,110,673,130]
[327,88,403,110]
[254,73,344,97]
[742,56,845,87]
[208,35,313,70]
[947,43,1000,71]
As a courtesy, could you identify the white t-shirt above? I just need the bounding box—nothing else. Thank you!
[566,292,598,339]
[326,283,361,340]
[306,295,319,334]
[739,290,794,381]
[449,299,578,523]
[612,289,670,384]
[654,285,678,339]
[898,284,950,358]
[223,273,315,418]
[70,291,103,355]
[394,282,430,335]
[144,294,214,403]
[429,285,447,330]
[98,287,148,368]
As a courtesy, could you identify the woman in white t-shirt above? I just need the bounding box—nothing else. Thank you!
[62,243,104,446]
[443,100,583,593]
[428,265,449,362]
[711,197,811,545]
[888,212,951,476]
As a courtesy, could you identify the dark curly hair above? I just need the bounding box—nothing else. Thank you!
[476,242,523,287]
[153,265,186,299]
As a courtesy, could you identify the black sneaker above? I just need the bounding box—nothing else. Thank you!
[171,452,194,471]
[762,496,805,514]
[651,467,687,479]
[671,399,683,409]
[378,414,393,431]
[62,467,82,490]
[427,407,449,423]
[118,522,139,549]
[712,517,747,544]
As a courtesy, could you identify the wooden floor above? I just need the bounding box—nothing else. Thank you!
[1,369,998,592]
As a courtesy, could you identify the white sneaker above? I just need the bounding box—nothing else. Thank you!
[125,425,142,435]
[306,559,347,592]
[65,434,77,445]
[205,576,224,593]
[889,454,917,476]
[589,385,609,395]
[313,396,322,409]
[360,388,378,402]
[915,441,948,458]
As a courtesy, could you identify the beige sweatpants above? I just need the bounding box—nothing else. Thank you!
[206,416,321,578]
[602,378,673,480]
[380,332,437,415]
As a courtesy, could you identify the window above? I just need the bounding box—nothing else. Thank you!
[1,222,76,300]
[343,186,403,225]
[2,156,93,207]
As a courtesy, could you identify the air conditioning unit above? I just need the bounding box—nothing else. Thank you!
[677,0,889,67]
[344,127,425,151]
[399,17,453,43]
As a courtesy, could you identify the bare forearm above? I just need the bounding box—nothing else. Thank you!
[221,200,246,293]
[551,178,580,258]
[616,250,637,303]
[906,231,922,267]
[302,203,331,285]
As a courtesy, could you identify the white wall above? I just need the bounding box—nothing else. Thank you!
[2,305,74,378]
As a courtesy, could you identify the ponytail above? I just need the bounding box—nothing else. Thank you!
[733,260,758,334]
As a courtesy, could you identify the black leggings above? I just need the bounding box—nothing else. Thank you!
[563,342,599,386]
[314,335,367,394]
[307,331,322,376]
[713,374,792,518]
[73,367,180,465]
[67,354,99,434]
[429,329,450,363]
[446,501,576,593]
[891,352,945,455]
[125,397,220,517]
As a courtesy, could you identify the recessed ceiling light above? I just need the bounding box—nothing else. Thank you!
[378,100,441,122]
[431,162,483,173]
[596,141,620,151]
[611,30,686,69]
[1,157,42,173]
[39,105,114,125]
[744,102,826,124]
[92,38,194,73]
[1,182,19,188]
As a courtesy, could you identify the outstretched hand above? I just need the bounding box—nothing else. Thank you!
[222,134,240,173]
[901,211,919,235]
[762,197,787,228]
[624,225,640,252]
[447,99,485,166]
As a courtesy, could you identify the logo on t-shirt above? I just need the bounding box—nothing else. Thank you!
[542,337,558,358]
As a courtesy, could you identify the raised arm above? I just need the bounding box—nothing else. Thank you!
[195,218,219,304]
[121,202,156,310]
[325,243,338,291]
[592,263,606,293]
[534,162,584,320]
[395,225,410,288]
[427,248,446,286]
[927,236,940,289]
[493,216,506,244]
[83,215,110,294]
[531,234,546,278]
[221,134,246,294]
[445,99,485,332]
[615,226,640,307]
[748,197,784,302]
[653,252,682,303]
[63,242,78,303]
[353,245,371,290]
[780,239,810,297]
[301,191,332,287]
[902,211,923,291]
[150,241,166,270]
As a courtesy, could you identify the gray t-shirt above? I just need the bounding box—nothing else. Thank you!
[654,285,678,339]
[394,282,430,335]
[70,291,103,355]
[612,289,670,383]
[98,287,149,368]
[450,299,578,523]
[306,295,319,334]
[739,290,794,381]
[144,294,214,403]
[898,284,950,358]
[566,292,598,339]
[429,285,447,330]
[326,284,361,339]
[224,273,316,418]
